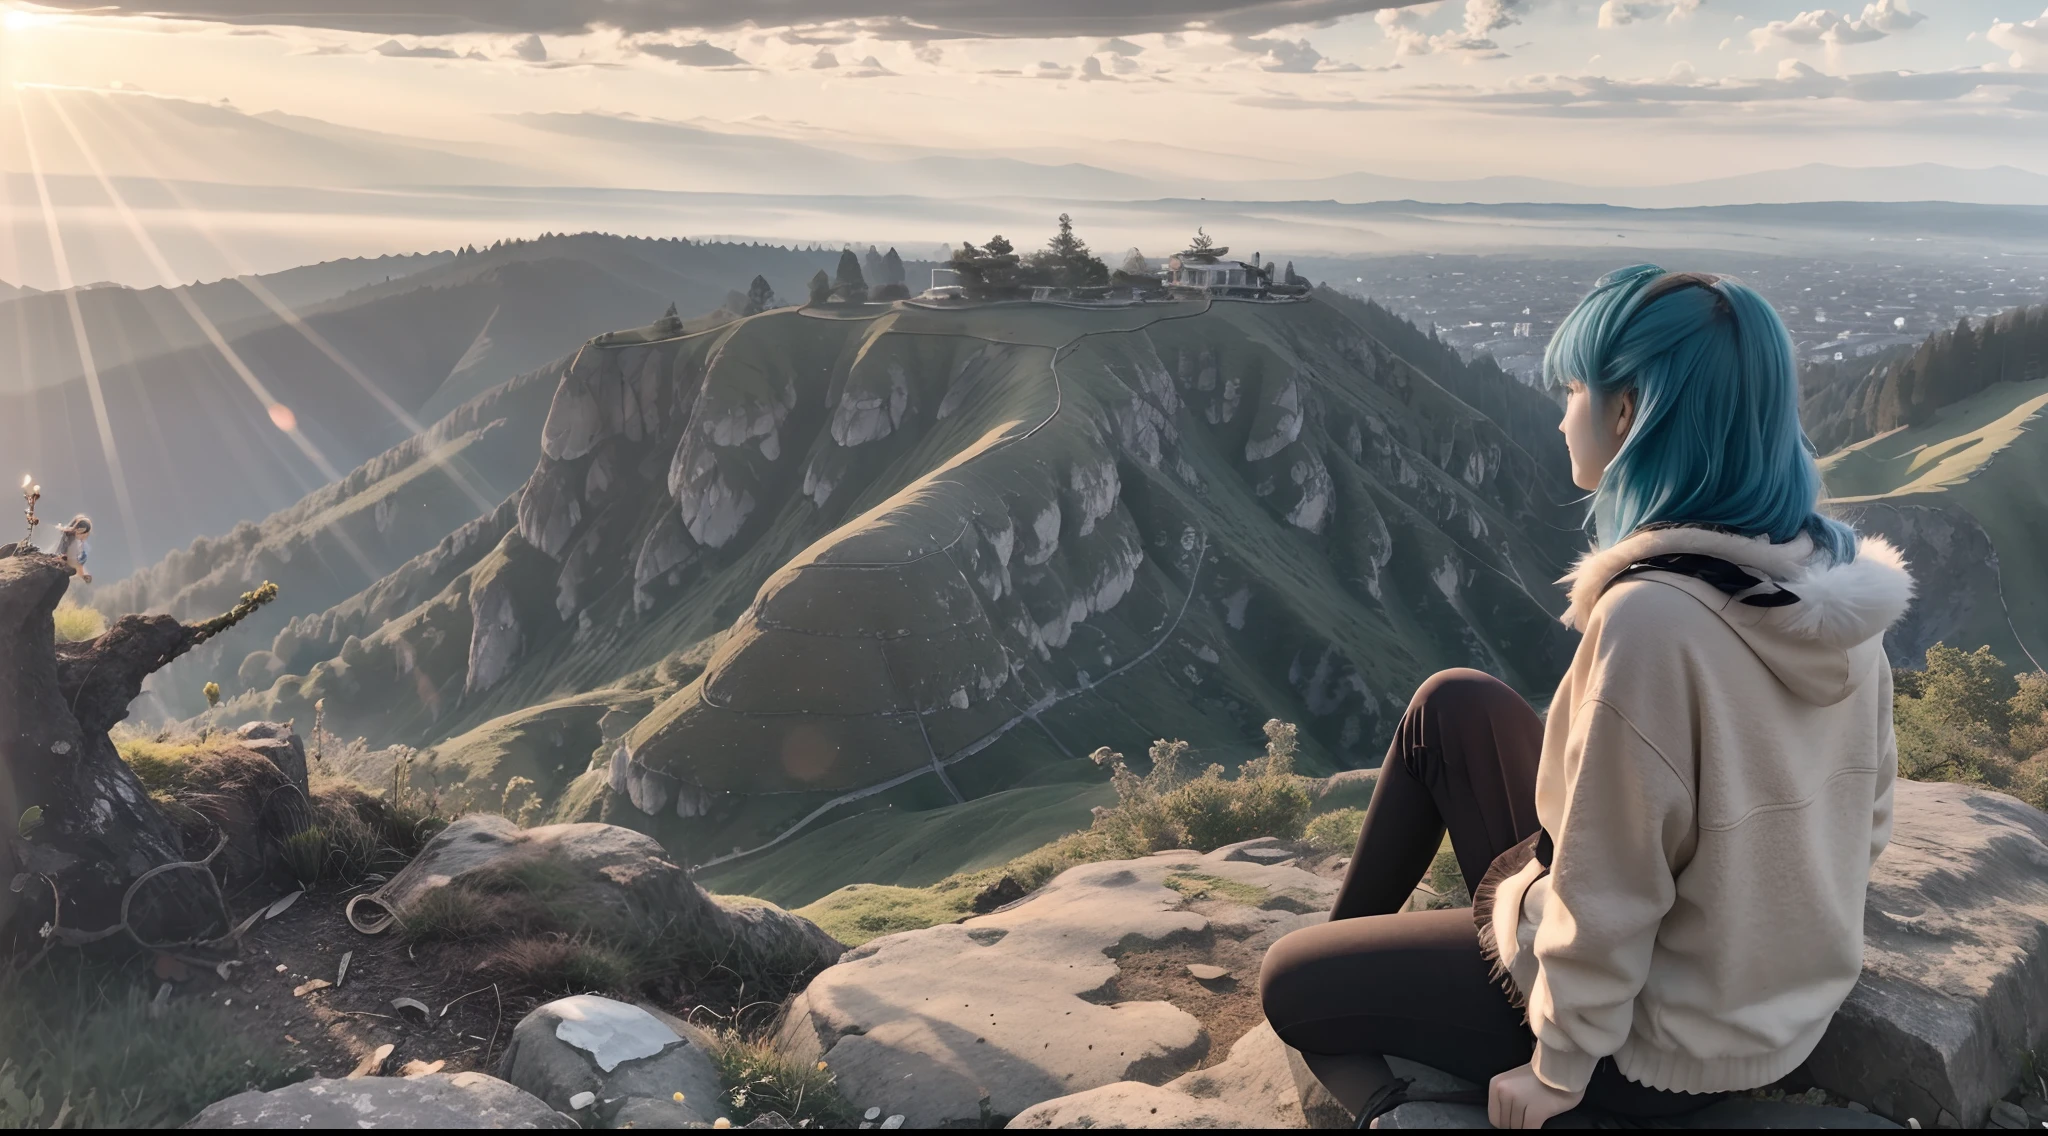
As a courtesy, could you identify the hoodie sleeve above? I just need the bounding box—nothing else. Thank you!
[1525,697,1697,1093]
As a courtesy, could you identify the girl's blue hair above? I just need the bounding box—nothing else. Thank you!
[1543,264,1856,562]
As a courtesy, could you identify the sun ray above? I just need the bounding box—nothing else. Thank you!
[14,96,146,570]
[66,89,503,518]
[36,89,346,485]
[36,88,390,590]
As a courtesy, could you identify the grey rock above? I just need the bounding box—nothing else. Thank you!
[1371,1098,1902,1130]
[346,816,841,989]
[498,995,722,1125]
[1005,1082,1263,1128]
[1990,1099,2031,1129]
[234,721,308,791]
[783,855,1337,1129]
[1370,1101,1490,1130]
[1677,1100,1903,1129]
[183,1072,574,1129]
[1805,780,2048,1129]
[1207,837,1290,864]
[606,1096,703,1129]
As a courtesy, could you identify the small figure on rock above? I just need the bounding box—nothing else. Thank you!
[53,514,93,583]
[1261,267,1914,1129]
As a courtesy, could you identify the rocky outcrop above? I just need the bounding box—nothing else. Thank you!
[776,841,1337,1128]
[183,1071,573,1129]
[1008,1023,1347,1129]
[1834,501,1999,668]
[346,815,842,994]
[498,995,725,1128]
[1806,779,2048,1129]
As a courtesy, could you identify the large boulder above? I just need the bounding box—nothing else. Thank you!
[183,1071,573,1129]
[777,842,1338,1128]
[1008,1022,1347,1129]
[346,814,842,994]
[1807,779,2048,1128]
[498,994,724,1127]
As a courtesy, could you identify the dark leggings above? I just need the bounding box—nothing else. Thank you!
[1259,669,1724,1120]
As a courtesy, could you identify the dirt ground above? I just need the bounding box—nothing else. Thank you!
[152,886,541,1084]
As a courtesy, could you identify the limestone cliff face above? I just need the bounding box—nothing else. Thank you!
[218,299,1580,863]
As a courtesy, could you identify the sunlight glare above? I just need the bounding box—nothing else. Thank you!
[266,403,298,433]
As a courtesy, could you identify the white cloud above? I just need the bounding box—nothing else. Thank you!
[1375,0,1524,58]
[1749,1,1925,51]
[373,38,485,60]
[1233,34,1363,72]
[1989,9,2048,70]
[635,39,748,66]
[1598,0,1700,30]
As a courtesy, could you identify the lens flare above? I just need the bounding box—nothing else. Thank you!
[267,403,299,433]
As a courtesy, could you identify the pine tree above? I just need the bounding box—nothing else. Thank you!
[834,248,868,303]
[882,247,905,286]
[863,245,886,286]
[807,269,832,306]
[1034,213,1107,289]
[744,275,776,316]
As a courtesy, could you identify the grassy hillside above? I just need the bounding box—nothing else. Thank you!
[1822,374,2048,671]
[198,293,1583,873]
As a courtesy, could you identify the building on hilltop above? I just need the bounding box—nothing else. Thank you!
[921,266,966,301]
[1166,229,1283,299]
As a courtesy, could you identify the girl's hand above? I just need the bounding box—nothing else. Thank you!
[1487,1063,1586,1129]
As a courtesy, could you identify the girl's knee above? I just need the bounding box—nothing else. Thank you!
[1411,668,1514,716]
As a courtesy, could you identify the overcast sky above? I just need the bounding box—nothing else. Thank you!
[1,0,2043,187]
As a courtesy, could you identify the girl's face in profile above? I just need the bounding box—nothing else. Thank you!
[1559,380,1636,492]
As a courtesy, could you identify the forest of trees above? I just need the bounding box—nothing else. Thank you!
[1802,301,2048,453]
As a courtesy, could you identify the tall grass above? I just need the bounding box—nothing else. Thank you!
[0,958,299,1128]
[51,601,106,643]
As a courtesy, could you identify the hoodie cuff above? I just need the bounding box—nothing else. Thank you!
[1531,1040,1597,1094]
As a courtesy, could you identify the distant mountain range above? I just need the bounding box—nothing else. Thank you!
[11,85,2048,210]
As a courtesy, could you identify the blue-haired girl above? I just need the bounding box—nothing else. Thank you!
[1260,266,1913,1127]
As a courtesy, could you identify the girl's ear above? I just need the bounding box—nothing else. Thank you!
[1613,388,1638,439]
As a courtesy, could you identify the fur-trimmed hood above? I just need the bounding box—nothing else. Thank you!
[1559,525,1915,705]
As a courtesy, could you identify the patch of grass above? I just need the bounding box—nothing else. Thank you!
[1163,872,1270,906]
[285,778,448,887]
[1303,807,1366,854]
[705,1031,857,1129]
[481,937,642,996]
[708,894,782,911]
[52,600,105,643]
[0,958,300,1128]
[796,722,1321,945]
[793,884,975,948]
[114,736,217,794]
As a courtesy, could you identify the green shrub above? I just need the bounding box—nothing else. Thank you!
[1090,721,1313,854]
[51,601,105,643]
[1303,807,1366,854]
[1895,643,2048,811]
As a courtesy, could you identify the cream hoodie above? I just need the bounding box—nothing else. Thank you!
[1478,524,1913,1096]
